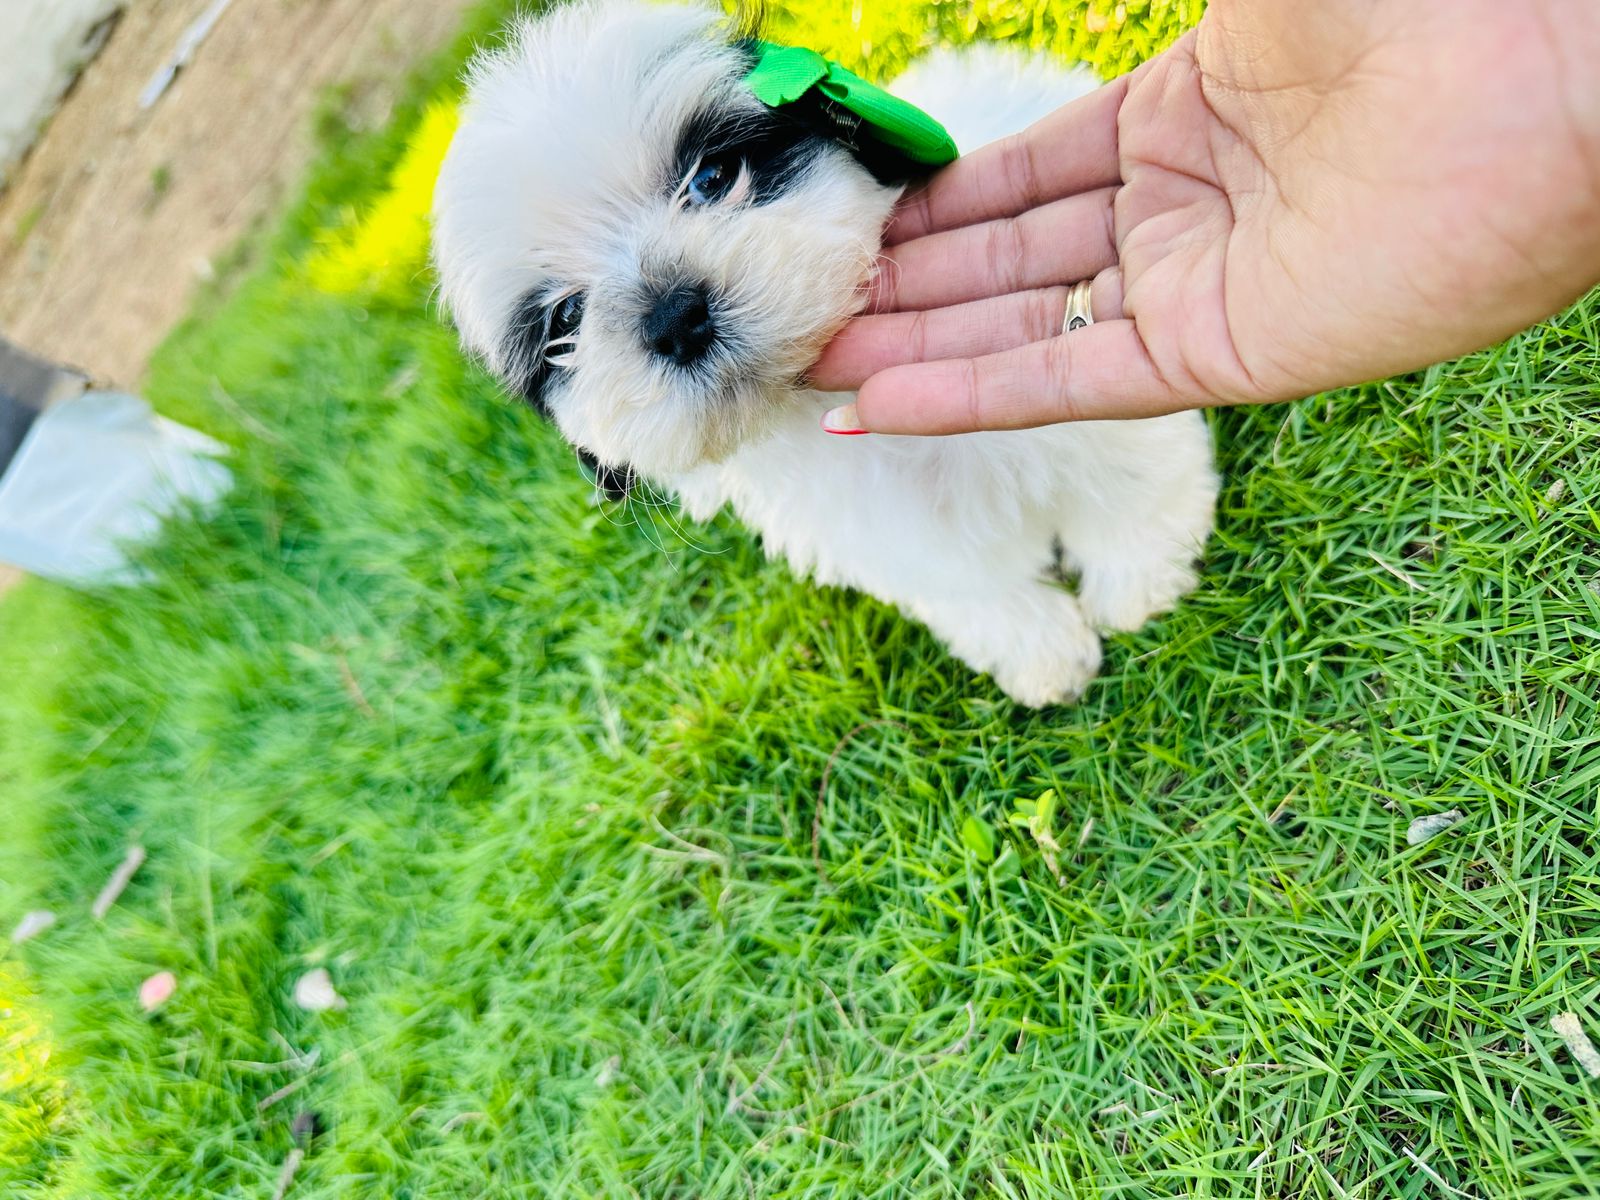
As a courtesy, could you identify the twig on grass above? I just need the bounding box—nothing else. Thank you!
[1552,1011,1600,1078]
[258,1077,309,1113]
[92,846,146,920]
[1401,1145,1480,1199]
[335,653,378,720]
[270,1111,321,1200]
[1208,1060,1288,1076]
[258,1048,356,1113]
[1366,551,1424,592]
[228,1047,321,1074]
[11,910,55,944]
[645,815,729,867]
[271,1149,303,1200]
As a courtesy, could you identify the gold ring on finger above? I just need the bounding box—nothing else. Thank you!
[1061,279,1094,335]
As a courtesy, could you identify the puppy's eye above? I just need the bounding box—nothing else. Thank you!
[545,292,585,370]
[551,292,585,340]
[687,153,741,206]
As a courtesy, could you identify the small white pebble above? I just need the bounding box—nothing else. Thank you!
[293,967,346,1012]
[1545,479,1567,505]
[1406,810,1463,846]
[139,971,177,1011]
[11,910,56,944]
[1552,1012,1600,1079]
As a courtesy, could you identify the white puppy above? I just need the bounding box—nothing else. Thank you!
[432,0,1217,705]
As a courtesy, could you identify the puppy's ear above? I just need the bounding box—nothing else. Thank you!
[577,448,636,503]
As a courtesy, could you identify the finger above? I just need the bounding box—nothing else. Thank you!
[886,74,1128,246]
[1092,265,1123,320]
[812,288,1074,390]
[812,275,1127,391]
[852,321,1188,433]
[870,188,1117,313]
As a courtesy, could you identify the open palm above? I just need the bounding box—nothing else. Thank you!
[812,0,1600,433]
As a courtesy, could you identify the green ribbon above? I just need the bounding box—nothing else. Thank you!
[744,42,959,168]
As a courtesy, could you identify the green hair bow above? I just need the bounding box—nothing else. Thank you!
[743,41,959,172]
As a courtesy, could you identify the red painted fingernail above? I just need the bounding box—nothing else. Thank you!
[821,403,869,435]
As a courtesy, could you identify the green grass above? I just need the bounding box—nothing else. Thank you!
[5,1,1600,1196]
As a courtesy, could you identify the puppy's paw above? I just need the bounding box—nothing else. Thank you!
[1077,557,1199,633]
[911,586,1104,707]
[989,627,1103,707]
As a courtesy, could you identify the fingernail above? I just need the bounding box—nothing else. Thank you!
[821,403,869,435]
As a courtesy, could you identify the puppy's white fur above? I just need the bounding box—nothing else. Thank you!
[433,0,1218,706]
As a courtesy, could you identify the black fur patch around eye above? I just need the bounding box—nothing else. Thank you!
[498,290,638,501]
[672,102,824,204]
[501,288,558,414]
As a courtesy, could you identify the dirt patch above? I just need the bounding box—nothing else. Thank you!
[0,0,476,388]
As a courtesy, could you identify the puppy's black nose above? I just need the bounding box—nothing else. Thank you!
[643,284,716,366]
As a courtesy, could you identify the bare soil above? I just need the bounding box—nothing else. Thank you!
[0,0,475,388]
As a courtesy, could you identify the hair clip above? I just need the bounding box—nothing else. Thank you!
[743,42,959,169]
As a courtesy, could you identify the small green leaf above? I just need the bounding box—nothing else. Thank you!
[1012,789,1065,882]
[961,815,997,862]
[990,845,1022,883]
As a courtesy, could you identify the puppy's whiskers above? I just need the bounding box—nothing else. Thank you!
[588,463,720,566]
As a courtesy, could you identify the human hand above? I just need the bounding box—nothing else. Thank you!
[811,0,1600,434]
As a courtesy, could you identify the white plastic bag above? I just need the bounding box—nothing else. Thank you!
[0,391,231,584]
